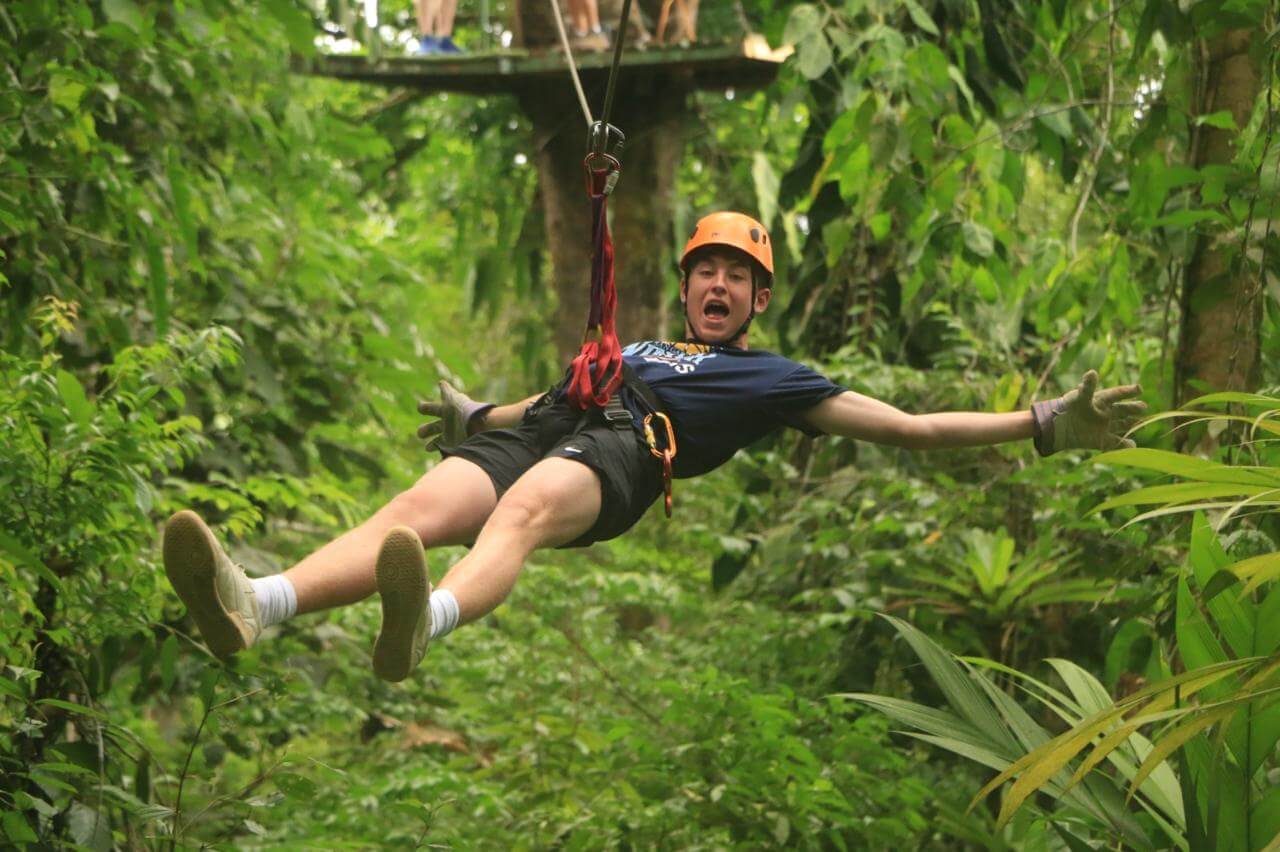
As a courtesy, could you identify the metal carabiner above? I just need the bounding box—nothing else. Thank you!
[587,120,626,159]
[643,412,678,517]
[584,121,625,196]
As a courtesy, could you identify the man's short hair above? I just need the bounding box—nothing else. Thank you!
[681,245,772,291]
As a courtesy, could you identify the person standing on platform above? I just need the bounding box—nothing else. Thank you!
[567,0,609,50]
[415,0,463,54]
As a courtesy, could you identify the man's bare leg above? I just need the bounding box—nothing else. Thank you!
[436,457,603,622]
[286,457,497,614]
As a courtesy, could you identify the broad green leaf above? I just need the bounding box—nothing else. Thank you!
[1096,448,1280,487]
[961,657,1085,721]
[1251,784,1280,848]
[1119,501,1274,530]
[49,74,87,112]
[752,152,779,231]
[68,802,111,850]
[1259,585,1280,653]
[274,771,318,798]
[34,761,95,777]
[1189,514,1256,659]
[0,530,63,592]
[1128,409,1280,438]
[1194,111,1237,130]
[264,0,315,54]
[102,0,144,32]
[902,732,1012,772]
[1046,659,1114,716]
[837,694,989,747]
[1150,209,1229,229]
[971,672,1051,754]
[902,0,940,35]
[991,372,1024,413]
[2,811,37,843]
[1037,107,1073,139]
[797,33,833,80]
[1231,552,1280,595]
[1128,699,1251,802]
[1247,702,1280,777]
[57,369,93,427]
[1183,391,1280,408]
[37,698,106,719]
[783,4,824,44]
[1092,482,1270,514]
[971,658,1256,823]
[947,66,976,113]
[961,221,994,257]
[1062,706,1185,806]
[868,212,891,241]
[881,616,1015,749]
[1177,577,1229,674]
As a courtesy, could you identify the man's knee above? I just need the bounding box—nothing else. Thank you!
[485,493,549,538]
[381,483,465,544]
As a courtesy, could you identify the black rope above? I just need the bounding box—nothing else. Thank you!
[599,0,632,127]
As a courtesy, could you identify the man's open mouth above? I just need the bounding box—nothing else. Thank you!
[704,300,730,319]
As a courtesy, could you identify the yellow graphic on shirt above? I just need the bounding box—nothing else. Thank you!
[668,341,713,356]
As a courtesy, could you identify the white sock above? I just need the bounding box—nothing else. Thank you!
[251,574,297,628]
[428,588,459,640]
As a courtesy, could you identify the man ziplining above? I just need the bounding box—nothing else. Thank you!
[162,211,1146,681]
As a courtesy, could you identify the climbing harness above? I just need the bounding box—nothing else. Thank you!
[553,0,680,514]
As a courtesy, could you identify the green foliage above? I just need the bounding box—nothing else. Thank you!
[856,393,1280,849]
[2,0,1279,847]
[0,299,243,845]
[845,616,1185,849]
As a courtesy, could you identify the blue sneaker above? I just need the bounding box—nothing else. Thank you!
[416,35,440,55]
[438,36,464,54]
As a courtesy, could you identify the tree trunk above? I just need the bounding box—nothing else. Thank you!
[1174,30,1264,407]
[512,0,684,361]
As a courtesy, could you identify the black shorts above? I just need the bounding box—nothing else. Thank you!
[441,396,663,547]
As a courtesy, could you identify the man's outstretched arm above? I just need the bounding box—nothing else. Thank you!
[802,391,1034,449]
[472,394,543,430]
[417,381,543,451]
[801,371,1145,454]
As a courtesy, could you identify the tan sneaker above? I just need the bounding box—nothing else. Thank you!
[162,510,261,660]
[372,527,433,682]
[570,29,610,51]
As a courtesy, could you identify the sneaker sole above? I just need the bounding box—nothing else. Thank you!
[163,510,251,660]
[372,527,430,682]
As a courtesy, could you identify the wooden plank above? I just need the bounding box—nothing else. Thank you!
[294,39,786,95]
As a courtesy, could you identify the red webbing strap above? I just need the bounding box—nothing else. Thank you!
[566,164,623,410]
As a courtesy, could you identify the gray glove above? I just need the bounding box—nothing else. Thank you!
[1031,370,1147,456]
[417,380,494,452]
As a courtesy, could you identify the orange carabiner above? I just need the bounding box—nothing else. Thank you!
[643,412,678,517]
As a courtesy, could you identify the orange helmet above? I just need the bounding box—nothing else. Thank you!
[680,211,774,280]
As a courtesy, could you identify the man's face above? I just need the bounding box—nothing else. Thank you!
[680,250,772,346]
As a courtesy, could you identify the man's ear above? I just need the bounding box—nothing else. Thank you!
[679,276,688,304]
[754,287,772,313]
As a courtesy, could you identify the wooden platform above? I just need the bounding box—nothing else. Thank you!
[296,38,790,95]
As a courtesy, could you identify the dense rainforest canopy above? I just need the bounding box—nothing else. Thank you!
[2,0,1279,847]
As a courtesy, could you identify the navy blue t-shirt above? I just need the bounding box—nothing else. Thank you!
[609,340,846,478]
